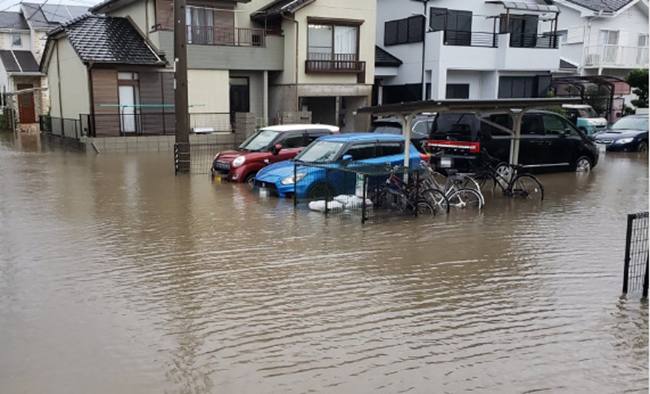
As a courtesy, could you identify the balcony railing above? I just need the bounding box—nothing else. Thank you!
[442,30,498,48]
[584,45,649,68]
[187,26,266,47]
[509,33,558,49]
[305,53,365,73]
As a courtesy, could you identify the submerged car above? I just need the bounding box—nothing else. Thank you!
[562,104,608,136]
[426,110,599,172]
[254,133,423,199]
[593,115,648,152]
[211,124,339,183]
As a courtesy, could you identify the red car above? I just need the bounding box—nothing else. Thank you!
[212,124,339,183]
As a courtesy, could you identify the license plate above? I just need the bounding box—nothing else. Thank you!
[440,157,453,168]
[259,188,269,197]
[597,144,607,152]
[213,175,222,184]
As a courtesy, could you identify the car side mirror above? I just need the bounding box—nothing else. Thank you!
[271,143,282,155]
[342,154,353,161]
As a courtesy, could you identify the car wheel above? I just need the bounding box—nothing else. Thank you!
[638,141,648,153]
[575,156,592,172]
[307,182,333,200]
[244,172,256,186]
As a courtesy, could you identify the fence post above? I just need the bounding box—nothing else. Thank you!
[361,174,367,224]
[623,213,634,294]
[643,256,649,299]
[324,168,329,216]
[293,161,297,207]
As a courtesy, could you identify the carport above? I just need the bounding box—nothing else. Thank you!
[357,98,582,171]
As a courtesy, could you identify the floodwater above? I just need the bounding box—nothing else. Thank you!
[0,132,648,393]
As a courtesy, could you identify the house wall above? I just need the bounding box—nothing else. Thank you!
[109,0,151,38]
[0,31,31,51]
[48,38,90,120]
[187,69,229,114]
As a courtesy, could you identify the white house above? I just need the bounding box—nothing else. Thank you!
[555,0,648,78]
[375,0,563,103]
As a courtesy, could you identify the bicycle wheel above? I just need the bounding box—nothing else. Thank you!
[415,200,435,216]
[457,175,485,205]
[419,188,450,214]
[511,174,544,201]
[448,188,483,210]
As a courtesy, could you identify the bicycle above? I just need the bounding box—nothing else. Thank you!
[371,166,449,216]
[473,152,544,201]
[419,161,485,210]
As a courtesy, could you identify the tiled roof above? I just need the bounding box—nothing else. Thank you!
[375,46,402,67]
[251,0,315,21]
[0,50,40,72]
[0,11,28,30]
[562,0,636,12]
[50,15,163,65]
[21,3,88,29]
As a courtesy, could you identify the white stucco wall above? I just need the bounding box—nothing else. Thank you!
[46,38,90,119]
[187,69,229,113]
[0,31,32,51]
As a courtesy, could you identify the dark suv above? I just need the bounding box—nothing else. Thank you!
[427,111,599,172]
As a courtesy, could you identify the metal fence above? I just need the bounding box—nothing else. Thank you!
[443,30,497,48]
[84,112,231,137]
[174,142,237,175]
[45,116,81,139]
[623,211,649,298]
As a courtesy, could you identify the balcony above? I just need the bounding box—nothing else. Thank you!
[584,45,649,69]
[305,53,365,74]
[187,26,266,47]
[442,30,498,48]
[509,33,559,49]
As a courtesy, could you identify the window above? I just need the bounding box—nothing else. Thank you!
[384,15,424,46]
[446,84,470,99]
[118,72,138,80]
[412,120,432,137]
[431,8,472,45]
[378,142,403,157]
[11,33,21,47]
[522,114,544,135]
[499,76,536,98]
[429,8,447,31]
[279,133,306,148]
[639,34,649,47]
[306,131,330,144]
[481,114,512,136]
[346,144,378,160]
[308,23,359,60]
[542,114,567,135]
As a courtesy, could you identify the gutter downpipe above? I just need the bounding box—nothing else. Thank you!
[282,11,300,114]
[87,62,95,138]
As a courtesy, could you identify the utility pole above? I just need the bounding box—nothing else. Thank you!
[174,0,190,173]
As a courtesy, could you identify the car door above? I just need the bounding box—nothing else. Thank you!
[274,131,305,162]
[519,113,546,167]
[541,113,574,167]
[336,143,379,194]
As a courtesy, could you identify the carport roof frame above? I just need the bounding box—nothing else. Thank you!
[357,97,583,117]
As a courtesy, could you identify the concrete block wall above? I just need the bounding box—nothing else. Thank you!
[86,133,238,153]
[281,111,312,124]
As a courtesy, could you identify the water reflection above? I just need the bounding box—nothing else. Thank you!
[0,133,647,393]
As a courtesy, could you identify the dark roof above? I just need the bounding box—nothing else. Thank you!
[563,0,636,12]
[560,59,578,69]
[0,11,28,30]
[0,50,39,72]
[49,15,163,66]
[21,3,88,29]
[375,46,402,67]
[251,0,315,21]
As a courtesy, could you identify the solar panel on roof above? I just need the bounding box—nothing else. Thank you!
[13,51,39,72]
[0,50,19,72]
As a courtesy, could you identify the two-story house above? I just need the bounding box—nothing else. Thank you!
[554,0,648,79]
[40,0,375,144]
[375,0,562,104]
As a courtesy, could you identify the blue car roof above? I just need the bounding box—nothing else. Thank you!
[318,132,405,143]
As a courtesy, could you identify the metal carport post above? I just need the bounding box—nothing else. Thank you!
[357,98,583,169]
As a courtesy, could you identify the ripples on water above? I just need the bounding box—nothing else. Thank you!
[0,134,647,393]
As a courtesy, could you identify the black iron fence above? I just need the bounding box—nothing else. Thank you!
[623,212,649,298]
[187,26,266,47]
[174,142,237,175]
[42,116,82,139]
[443,30,498,48]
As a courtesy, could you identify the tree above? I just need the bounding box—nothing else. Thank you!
[626,68,648,108]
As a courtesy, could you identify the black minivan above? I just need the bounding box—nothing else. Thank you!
[426,111,599,172]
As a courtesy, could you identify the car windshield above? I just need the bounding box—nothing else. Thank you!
[239,129,279,151]
[372,124,402,134]
[431,113,479,141]
[295,141,344,163]
[612,117,649,131]
[577,108,598,118]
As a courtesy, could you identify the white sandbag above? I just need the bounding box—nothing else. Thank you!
[343,195,373,209]
[333,195,355,205]
[308,200,344,213]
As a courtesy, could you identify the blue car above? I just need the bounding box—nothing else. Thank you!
[254,133,423,199]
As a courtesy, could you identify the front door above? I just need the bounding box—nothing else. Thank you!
[17,83,35,124]
[229,77,249,125]
[118,85,137,133]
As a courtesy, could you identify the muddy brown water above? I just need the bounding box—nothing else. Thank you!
[0,133,648,393]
